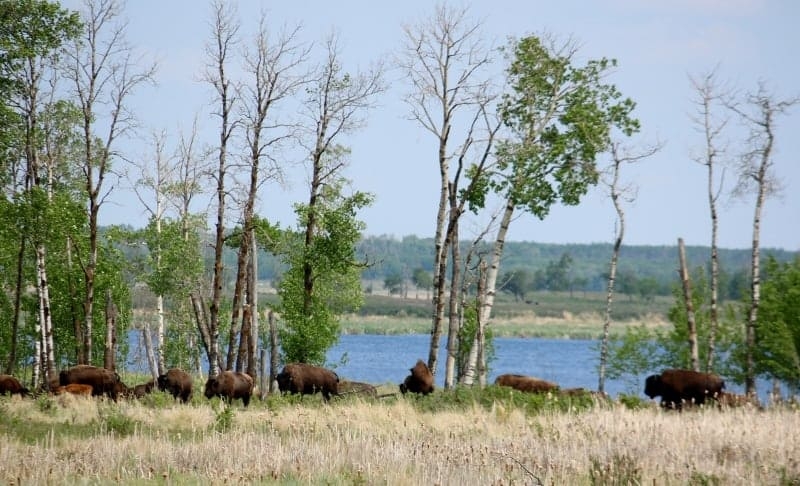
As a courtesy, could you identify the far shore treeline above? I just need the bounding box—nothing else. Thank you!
[114,227,796,299]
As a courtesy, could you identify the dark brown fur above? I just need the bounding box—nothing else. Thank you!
[644,368,725,410]
[158,368,193,403]
[0,374,29,396]
[495,374,558,393]
[132,380,155,398]
[276,363,339,401]
[59,365,124,401]
[204,371,254,407]
[399,360,435,395]
[53,383,94,396]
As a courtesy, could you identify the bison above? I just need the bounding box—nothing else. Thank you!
[157,368,193,403]
[399,360,435,395]
[53,383,94,397]
[132,380,155,398]
[59,365,125,401]
[276,363,339,401]
[204,371,254,407]
[644,368,725,410]
[495,374,559,393]
[0,374,29,396]
[337,380,378,398]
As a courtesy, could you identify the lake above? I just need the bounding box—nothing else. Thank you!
[128,332,773,401]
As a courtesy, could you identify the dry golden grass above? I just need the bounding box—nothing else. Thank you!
[1,396,798,485]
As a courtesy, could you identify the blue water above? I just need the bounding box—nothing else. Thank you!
[128,332,774,401]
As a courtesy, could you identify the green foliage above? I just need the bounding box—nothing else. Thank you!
[411,267,433,293]
[212,401,234,432]
[277,182,373,365]
[100,407,138,437]
[500,268,532,301]
[756,256,800,391]
[383,272,404,296]
[494,35,639,219]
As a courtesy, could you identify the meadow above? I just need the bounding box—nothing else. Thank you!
[1,386,798,485]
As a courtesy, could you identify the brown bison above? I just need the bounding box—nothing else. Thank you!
[718,391,761,409]
[53,383,94,397]
[495,374,559,393]
[337,380,378,398]
[157,368,193,403]
[132,380,155,398]
[399,360,435,395]
[644,368,725,410]
[59,365,125,401]
[276,363,339,401]
[0,374,29,396]
[204,371,254,407]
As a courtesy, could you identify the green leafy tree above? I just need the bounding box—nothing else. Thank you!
[462,34,639,384]
[278,185,373,364]
[411,267,433,298]
[383,272,404,296]
[501,268,532,302]
[756,256,800,392]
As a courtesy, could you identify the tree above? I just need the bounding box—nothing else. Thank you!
[399,4,497,387]
[225,16,307,375]
[757,256,800,393]
[500,269,532,302]
[411,267,433,299]
[727,83,799,395]
[597,139,660,393]
[277,33,382,365]
[66,0,155,365]
[383,272,404,296]
[196,0,239,378]
[689,69,730,371]
[0,0,81,384]
[461,34,639,383]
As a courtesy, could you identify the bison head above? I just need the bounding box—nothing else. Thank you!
[644,374,662,399]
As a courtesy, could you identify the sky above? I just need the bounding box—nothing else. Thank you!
[61,0,800,251]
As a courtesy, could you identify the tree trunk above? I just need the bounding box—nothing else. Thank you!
[444,216,461,389]
[103,289,118,372]
[706,153,720,372]
[35,244,56,387]
[678,238,700,372]
[745,180,765,395]
[598,226,623,393]
[269,310,279,393]
[7,236,25,375]
[460,260,487,386]
[247,230,259,376]
[156,293,165,375]
[142,325,159,382]
[428,126,451,377]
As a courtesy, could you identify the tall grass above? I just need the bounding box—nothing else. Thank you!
[1,392,798,485]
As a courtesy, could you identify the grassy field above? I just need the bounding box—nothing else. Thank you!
[1,387,798,485]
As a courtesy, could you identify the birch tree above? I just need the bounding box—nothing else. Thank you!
[689,69,730,371]
[66,0,154,364]
[225,17,307,375]
[198,0,239,377]
[398,4,496,383]
[597,140,660,393]
[277,33,382,364]
[727,83,798,395]
[466,35,638,380]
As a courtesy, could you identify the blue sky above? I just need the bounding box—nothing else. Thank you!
[63,0,799,251]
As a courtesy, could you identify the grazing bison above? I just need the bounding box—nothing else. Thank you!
[132,380,155,398]
[157,368,193,403]
[59,365,125,401]
[204,371,254,407]
[337,380,378,398]
[644,368,725,410]
[0,374,29,396]
[718,391,761,409]
[53,383,94,397]
[276,363,339,401]
[495,374,558,393]
[399,360,435,395]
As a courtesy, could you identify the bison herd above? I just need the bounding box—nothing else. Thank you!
[0,363,762,411]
